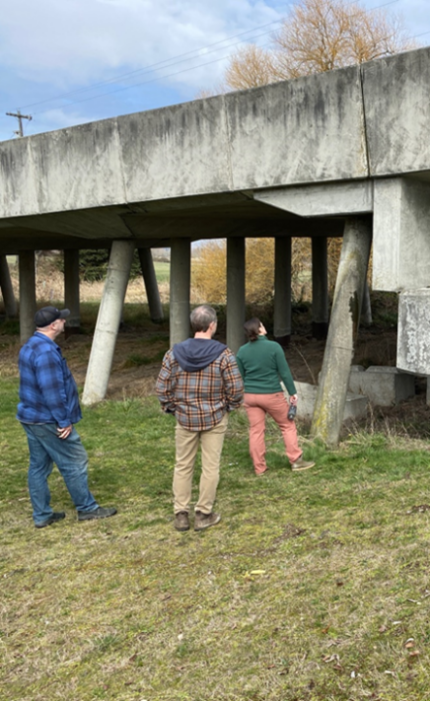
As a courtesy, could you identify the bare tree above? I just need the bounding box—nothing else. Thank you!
[219,0,415,91]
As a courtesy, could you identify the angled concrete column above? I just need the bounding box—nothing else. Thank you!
[361,279,372,326]
[311,237,329,339]
[0,254,17,318]
[82,240,135,405]
[19,251,36,344]
[274,236,292,346]
[311,217,372,446]
[138,248,164,323]
[64,249,80,336]
[227,237,245,353]
[169,238,191,345]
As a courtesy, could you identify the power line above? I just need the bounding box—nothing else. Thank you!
[20,19,284,111]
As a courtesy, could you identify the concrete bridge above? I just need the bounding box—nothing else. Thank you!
[1,46,430,444]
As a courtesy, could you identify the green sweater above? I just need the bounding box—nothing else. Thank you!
[235,336,297,396]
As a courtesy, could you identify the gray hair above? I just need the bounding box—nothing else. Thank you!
[190,305,217,333]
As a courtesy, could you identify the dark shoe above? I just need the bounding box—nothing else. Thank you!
[35,512,66,529]
[174,511,190,532]
[78,506,117,521]
[291,458,315,472]
[194,511,221,531]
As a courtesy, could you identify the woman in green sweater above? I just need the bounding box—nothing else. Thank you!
[236,318,314,475]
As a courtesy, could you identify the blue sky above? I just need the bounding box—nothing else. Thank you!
[0,0,428,142]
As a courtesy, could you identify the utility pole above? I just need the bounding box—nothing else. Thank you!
[6,110,32,137]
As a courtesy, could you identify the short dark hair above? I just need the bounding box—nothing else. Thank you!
[190,305,217,332]
[243,317,261,342]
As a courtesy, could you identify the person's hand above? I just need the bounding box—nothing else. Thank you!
[57,425,72,439]
[289,394,298,405]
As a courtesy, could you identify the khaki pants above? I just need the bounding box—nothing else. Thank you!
[173,414,228,514]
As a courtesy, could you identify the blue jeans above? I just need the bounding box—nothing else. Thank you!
[21,423,98,525]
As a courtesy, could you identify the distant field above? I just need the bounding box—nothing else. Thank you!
[154,261,170,284]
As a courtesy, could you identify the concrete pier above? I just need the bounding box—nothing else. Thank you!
[274,236,292,346]
[138,248,164,323]
[64,249,80,335]
[19,251,36,344]
[227,237,245,353]
[0,254,17,318]
[169,238,190,345]
[311,217,372,446]
[311,237,329,339]
[82,241,135,405]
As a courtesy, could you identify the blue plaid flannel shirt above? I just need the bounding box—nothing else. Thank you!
[17,332,82,427]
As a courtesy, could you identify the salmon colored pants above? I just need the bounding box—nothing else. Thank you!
[243,392,302,474]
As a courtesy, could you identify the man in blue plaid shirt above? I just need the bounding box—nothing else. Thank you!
[17,306,117,528]
[156,305,243,533]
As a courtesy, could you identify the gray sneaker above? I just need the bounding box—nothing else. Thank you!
[194,511,221,531]
[174,511,190,532]
[291,458,315,472]
[35,512,66,529]
[78,507,117,521]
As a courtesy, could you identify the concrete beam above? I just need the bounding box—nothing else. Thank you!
[82,240,135,405]
[19,251,36,344]
[169,238,190,345]
[255,181,373,217]
[373,178,430,291]
[227,237,245,353]
[138,248,164,323]
[397,289,430,375]
[311,217,372,446]
[0,254,17,318]
[312,237,329,339]
[274,236,292,346]
[64,249,80,335]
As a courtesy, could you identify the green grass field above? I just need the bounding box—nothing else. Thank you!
[2,375,430,700]
[153,261,170,284]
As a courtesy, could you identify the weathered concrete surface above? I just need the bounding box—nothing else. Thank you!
[362,49,430,177]
[372,178,430,291]
[311,217,372,446]
[397,289,430,375]
[274,236,292,345]
[226,237,245,354]
[0,254,17,317]
[19,251,36,344]
[169,238,191,346]
[255,181,373,217]
[64,249,80,332]
[349,365,415,406]
[138,248,164,323]
[311,237,328,339]
[82,241,135,405]
[292,381,368,421]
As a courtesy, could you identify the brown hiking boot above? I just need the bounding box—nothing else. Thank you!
[291,458,315,472]
[174,511,190,532]
[194,511,221,531]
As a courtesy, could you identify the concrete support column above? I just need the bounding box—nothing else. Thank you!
[169,238,191,346]
[227,237,245,353]
[361,279,373,326]
[138,248,164,323]
[19,251,36,344]
[274,236,292,347]
[311,237,329,339]
[64,249,80,336]
[0,254,17,318]
[311,217,372,446]
[82,240,135,405]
